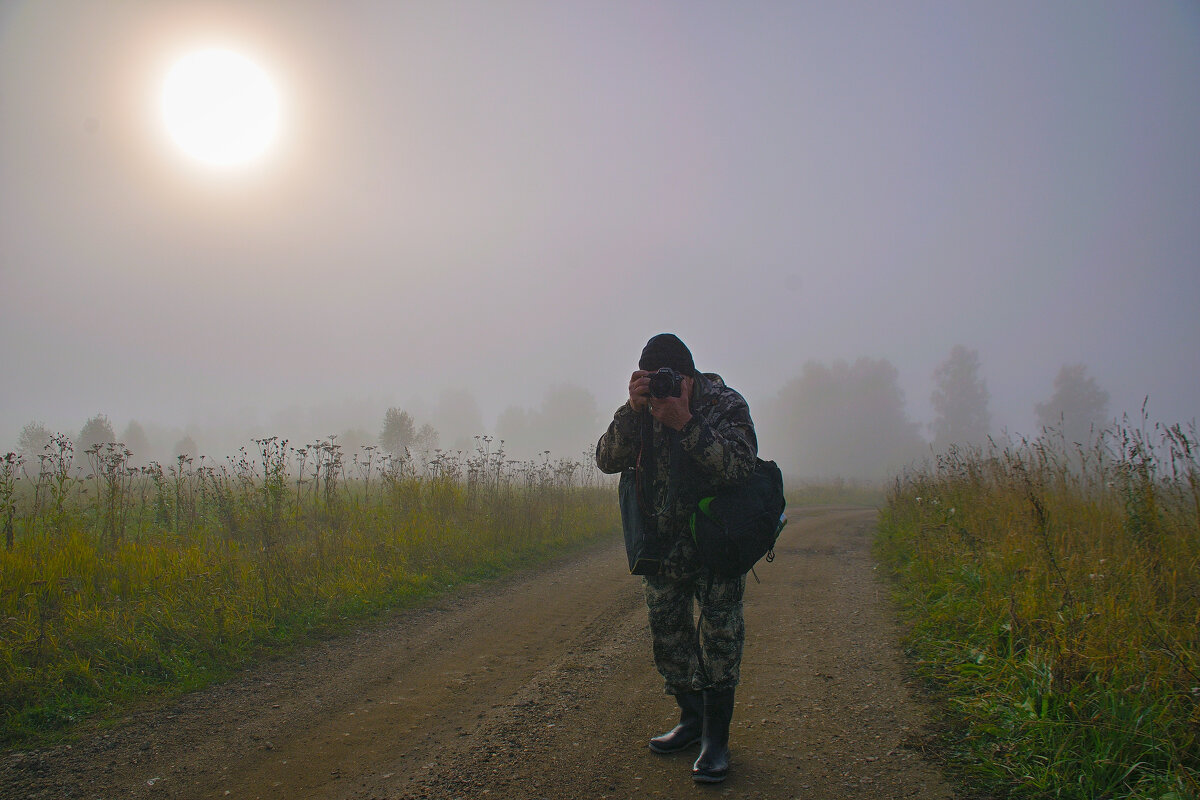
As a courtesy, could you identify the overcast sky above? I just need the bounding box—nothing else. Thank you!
[2,1,1198,455]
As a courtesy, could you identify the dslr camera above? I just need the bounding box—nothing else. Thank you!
[648,367,684,399]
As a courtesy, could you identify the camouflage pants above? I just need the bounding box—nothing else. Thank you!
[643,538,746,695]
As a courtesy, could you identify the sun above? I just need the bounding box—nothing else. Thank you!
[161,48,280,167]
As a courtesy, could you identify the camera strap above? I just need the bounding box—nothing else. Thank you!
[634,411,655,518]
[634,411,681,521]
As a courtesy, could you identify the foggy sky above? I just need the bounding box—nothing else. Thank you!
[2,1,1198,464]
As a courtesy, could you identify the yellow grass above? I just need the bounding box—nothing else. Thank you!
[0,437,618,747]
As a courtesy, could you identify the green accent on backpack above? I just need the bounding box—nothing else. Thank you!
[689,458,787,578]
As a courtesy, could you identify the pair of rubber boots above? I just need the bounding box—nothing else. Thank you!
[648,688,734,783]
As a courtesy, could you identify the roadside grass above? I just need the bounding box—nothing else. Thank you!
[0,436,617,749]
[875,420,1199,799]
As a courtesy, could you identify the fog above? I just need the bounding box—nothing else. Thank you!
[2,1,1198,479]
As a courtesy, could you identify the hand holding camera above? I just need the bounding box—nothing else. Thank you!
[629,368,692,430]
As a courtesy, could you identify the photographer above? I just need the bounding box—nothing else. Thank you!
[595,333,758,783]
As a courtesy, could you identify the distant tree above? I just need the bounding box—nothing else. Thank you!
[535,384,600,458]
[433,389,484,452]
[495,406,532,459]
[338,427,373,456]
[765,357,925,480]
[494,385,601,460]
[379,408,416,454]
[1035,363,1110,444]
[930,345,991,452]
[16,421,52,457]
[173,434,199,460]
[119,420,151,464]
[78,414,116,452]
[413,423,440,456]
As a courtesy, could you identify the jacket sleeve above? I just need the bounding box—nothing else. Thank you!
[677,392,758,486]
[595,402,642,474]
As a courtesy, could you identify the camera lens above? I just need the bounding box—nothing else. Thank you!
[648,368,680,399]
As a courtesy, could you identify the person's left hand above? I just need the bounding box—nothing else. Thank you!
[648,375,693,431]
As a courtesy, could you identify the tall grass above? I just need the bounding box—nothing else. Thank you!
[0,435,616,748]
[877,417,1199,799]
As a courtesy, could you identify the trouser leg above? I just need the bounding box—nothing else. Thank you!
[695,574,746,690]
[643,573,700,694]
[644,570,747,692]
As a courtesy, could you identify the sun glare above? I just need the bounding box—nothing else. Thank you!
[162,48,280,167]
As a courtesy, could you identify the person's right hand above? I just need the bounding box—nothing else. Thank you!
[628,370,652,413]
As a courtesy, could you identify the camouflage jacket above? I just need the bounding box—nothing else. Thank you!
[595,372,758,544]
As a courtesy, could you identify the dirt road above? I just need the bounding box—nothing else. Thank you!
[2,507,957,799]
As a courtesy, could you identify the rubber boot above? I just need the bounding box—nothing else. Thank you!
[692,688,734,782]
[648,691,703,753]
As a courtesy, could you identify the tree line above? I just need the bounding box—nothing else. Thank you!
[756,349,1109,480]
[10,349,1111,482]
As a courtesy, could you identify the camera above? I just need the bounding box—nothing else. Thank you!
[648,367,684,399]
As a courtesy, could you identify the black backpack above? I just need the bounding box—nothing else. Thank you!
[689,458,787,578]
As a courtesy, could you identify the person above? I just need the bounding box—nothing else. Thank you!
[595,333,758,783]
